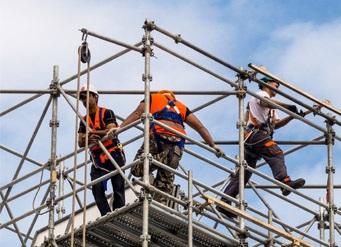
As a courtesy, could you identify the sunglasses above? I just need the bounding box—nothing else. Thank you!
[79,94,92,100]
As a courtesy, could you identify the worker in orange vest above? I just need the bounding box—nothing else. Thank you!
[78,84,126,216]
[108,90,225,205]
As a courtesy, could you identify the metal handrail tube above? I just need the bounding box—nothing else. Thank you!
[154,42,237,87]
[153,24,244,75]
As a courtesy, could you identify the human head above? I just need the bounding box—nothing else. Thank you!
[158,89,175,99]
[79,84,99,103]
[259,76,279,90]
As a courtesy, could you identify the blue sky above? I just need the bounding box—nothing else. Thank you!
[1,0,341,246]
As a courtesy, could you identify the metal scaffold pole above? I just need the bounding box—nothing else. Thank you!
[141,18,154,247]
[326,116,337,246]
[188,170,193,247]
[236,73,248,246]
[57,156,65,220]
[45,65,60,247]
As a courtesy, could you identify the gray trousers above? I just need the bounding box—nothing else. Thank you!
[222,130,288,202]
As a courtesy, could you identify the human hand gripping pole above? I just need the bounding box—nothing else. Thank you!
[287,105,305,117]
[287,105,298,114]
[107,127,119,139]
[213,145,225,158]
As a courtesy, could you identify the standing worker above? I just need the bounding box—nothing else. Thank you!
[217,76,305,218]
[108,90,225,205]
[78,84,126,216]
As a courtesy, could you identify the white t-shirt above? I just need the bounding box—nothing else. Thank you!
[247,90,278,126]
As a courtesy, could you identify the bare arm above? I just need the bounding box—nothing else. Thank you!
[184,113,215,147]
[274,115,294,129]
[260,98,295,129]
[78,132,87,148]
[120,102,145,128]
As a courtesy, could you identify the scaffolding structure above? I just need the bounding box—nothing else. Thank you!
[0,18,340,247]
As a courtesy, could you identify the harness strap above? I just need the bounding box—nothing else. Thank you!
[152,130,185,153]
[151,126,163,152]
[249,110,259,127]
[151,95,185,152]
[98,107,104,129]
[154,110,183,124]
[247,107,274,137]
[166,99,180,114]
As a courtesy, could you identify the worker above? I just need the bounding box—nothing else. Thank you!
[78,84,126,216]
[217,76,306,218]
[108,90,225,204]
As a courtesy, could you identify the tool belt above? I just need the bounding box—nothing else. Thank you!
[91,138,124,165]
[245,124,273,142]
[247,123,271,134]
[159,133,182,143]
[91,143,117,157]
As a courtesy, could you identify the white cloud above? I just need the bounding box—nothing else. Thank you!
[255,19,341,110]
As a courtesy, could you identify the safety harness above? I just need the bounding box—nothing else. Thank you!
[244,104,276,159]
[245,103,275,140]
[150,96,185,152]
[84,107,125,190]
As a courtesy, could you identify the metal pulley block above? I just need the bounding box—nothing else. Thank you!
[79,42,91,63]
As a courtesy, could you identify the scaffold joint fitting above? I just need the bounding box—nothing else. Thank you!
[236,120,246,129]
[325,166,335,174]
[140,113,146,123]
[140,234,151,242]
[241,199,248,209]
[142,73,153,82]
[49,119,60,128]
[242,160,248,168]
[175,34,182,44]
[143,19,156,31]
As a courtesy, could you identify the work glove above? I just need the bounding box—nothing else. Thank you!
[213,145,225,158]
[107,127,119,139]
[288,105,305,117]
[287,105,299,114]
[298,110,306,117]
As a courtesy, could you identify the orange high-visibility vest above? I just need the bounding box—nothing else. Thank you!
[150,94,187,136]
[83,107,118,157]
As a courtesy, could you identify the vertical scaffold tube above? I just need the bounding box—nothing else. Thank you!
[326,120,336,246]
[47,65,59,246]
[188,170,193,247]
[237,75,247,242]
[319,197,326,245]
[141,18,154,247]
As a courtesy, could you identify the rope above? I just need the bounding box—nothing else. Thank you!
[244,129,271,146]
[32,163,49,215]
[71,40,92,247]
[82,44,91,247]
[70,42,83,247]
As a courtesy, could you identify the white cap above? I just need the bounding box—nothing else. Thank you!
[79,84,98,96]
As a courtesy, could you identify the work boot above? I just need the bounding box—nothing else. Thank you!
[216,205,237,219]
[281,177,305,196]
